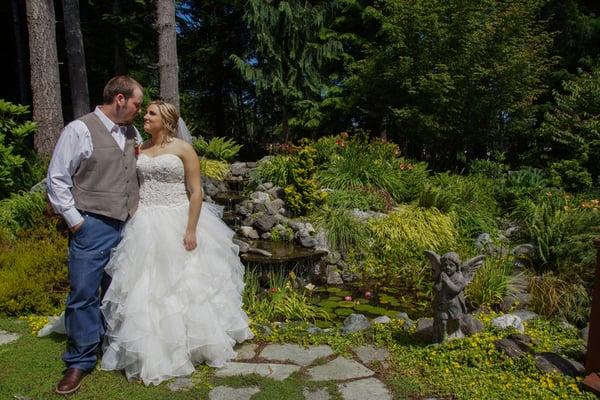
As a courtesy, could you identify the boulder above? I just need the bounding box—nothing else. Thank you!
[535,352,585,377]
[460,314,484,336]
[239,226,259,240]
[491,314,524,333]
[342,314,370,334]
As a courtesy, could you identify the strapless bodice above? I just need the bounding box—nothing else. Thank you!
[137,153,188,207]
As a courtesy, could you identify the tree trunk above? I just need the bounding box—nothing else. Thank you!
[25,0,63,156]
[112,0,126,74]
[157,0,179,110]
[11,0,29,105]
[62,0,90,118]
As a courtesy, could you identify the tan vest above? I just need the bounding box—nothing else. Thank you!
[72,112,139,221]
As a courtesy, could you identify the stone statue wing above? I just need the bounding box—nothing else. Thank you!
[461,255,485,284]
[424,250,442,279]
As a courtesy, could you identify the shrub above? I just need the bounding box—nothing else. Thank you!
[251,147,324,215]
[199,157,230,180]
[529,274,590,326]
[0,191,47,238]
[347,206,457,291]
[0,224,68,316]
[418,173,499,238]
[243,270,329,324]
[192,136,242,162]
[549,159,593,193]
[324,188,388,212]
[465,255,521,309]
[512,190,600,281]
[317,136,427,203]
[313,208,369,253]
[469,159,509,180]
[0,100,44,198]
[496,166,552,210]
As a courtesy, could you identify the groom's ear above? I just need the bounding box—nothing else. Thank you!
[115,93,126,107]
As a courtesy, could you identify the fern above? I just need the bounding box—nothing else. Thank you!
[192,136,242,162]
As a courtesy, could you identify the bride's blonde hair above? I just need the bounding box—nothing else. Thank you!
[149,100,179,140]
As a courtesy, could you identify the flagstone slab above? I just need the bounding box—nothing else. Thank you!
[209,386,261,400]
[260,344,334,366]
[167,377,194,391]
[307,357,374,381]
[352,345,390,365]
[0,330,20,346]
[303,387,331,400]
[215,362,300,381]
[338,378,392,400]
[234,343,259,360]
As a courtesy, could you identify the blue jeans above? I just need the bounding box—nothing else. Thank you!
[63,212,124,370]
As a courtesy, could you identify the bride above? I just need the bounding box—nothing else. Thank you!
[99,100,253,385]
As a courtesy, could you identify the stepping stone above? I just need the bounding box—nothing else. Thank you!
[307,357,374,381]
[215,362,300,381]
[0,330,20,346]
[260,344,334,366]
[338,378,391,400]
[352,345,390,365]
[168,377,194,392]
[209,386,261,400]
[303,387,330,400]
[235,343,258,360]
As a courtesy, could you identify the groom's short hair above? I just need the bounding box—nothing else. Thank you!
[103,76,143,104]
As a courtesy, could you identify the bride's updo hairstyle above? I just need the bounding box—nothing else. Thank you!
[149,100,179,141]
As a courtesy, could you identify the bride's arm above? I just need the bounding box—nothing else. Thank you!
[181,142,203,251]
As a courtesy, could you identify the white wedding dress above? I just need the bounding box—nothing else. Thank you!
[100,153,253,385]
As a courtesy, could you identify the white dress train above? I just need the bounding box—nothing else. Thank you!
[100,153,253,385]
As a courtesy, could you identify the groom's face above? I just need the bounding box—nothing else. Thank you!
[116,88,143,125]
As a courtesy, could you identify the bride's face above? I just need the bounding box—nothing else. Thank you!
[143,104,164,135]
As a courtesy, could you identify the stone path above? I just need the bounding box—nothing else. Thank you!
[0,328,392,399]
[208,342,392,400]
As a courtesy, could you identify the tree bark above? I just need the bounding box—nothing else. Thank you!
[11,0,29,105]
[157,0,179,110]
[25,0,63,156]
[62,0,90,118]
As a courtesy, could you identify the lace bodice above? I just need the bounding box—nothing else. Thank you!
[137,153,188,207]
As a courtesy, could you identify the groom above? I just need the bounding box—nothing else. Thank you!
[47,76,143,394]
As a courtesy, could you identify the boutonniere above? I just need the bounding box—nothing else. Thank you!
[134,142,141,158]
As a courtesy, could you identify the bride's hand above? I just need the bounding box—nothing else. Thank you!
[183,231,197,251]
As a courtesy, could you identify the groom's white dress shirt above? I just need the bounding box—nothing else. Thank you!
[47,107,142,228]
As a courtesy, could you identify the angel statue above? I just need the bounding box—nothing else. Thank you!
[425,251,485,343]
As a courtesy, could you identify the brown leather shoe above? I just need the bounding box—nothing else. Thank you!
[55,368,87,395]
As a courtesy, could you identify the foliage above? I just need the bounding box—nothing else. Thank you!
[383,316,592,400]
[549,159,594,193]
[347,206,457,291]
[251,146,324,215]
[418,173,499,238]
[192,136,242,162]
[512,190,600,281]
[465,255,521,309]
[323,187,388,212]
[231,0,342,140]
[0,224,68,316]
[199,157,230,180]
[312,208,369,253]
[496,167,552,210]
[243,270,329,324]
[0,192,47,240]
[0,100,45,199]
[317,136,427,202]
[540,67,600,183]
[341,0,554,169]
[529,273,591,326]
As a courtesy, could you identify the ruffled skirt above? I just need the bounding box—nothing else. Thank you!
[100,202,253,385]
